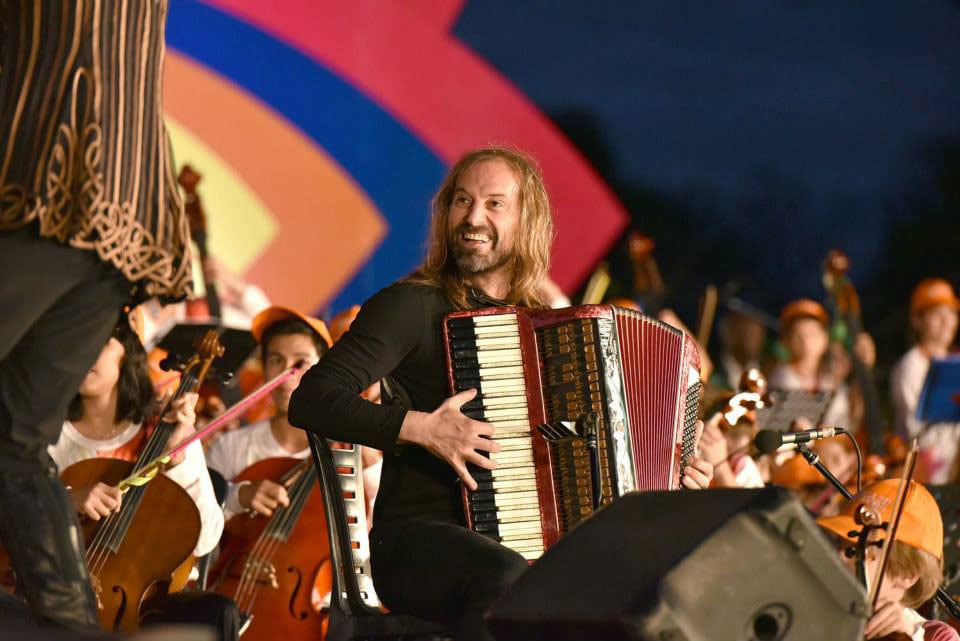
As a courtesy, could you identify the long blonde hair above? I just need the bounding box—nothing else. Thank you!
[406,147,555,310]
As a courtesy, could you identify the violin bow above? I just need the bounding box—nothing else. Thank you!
[696,284,718,350]
[580,263,611,305]
[117,363,307,492]
[868,439,919,607]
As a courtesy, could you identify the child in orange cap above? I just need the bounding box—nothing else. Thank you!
[769,299,870,430]
[768,299,876,501]
[818,479,958,640]
[890,279,960,484]
[207,305,331,519]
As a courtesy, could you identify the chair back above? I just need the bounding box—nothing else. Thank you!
[307,433,380,617]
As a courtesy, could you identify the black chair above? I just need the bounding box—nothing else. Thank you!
[307,432,451,641]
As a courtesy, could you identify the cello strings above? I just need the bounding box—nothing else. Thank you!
[233,469,311,612]
[234,467,317,614]
[233,490,295,612]
[101,372,197,553]
[231,460,313,606]
[85,375,195,578]
[87,441,162,575]
[92,417,171,558]
[238,471,316,616]
[232,466,307,611]
[233,509,285,613]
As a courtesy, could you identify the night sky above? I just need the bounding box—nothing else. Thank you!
[454,1,960,311]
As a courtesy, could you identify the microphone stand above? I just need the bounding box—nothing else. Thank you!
[796,443,852,501]
[795,443,960,619]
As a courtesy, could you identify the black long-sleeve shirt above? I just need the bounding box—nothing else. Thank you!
[289,281,492,526]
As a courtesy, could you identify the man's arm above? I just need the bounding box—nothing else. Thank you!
[288,284,499,489]
[288,285,422,450]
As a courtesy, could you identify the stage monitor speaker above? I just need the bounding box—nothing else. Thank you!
[487,486,867,641]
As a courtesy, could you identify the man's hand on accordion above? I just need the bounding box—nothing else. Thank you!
[682,419,716,490]
[396,388,501,491]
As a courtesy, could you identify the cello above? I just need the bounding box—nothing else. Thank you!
[208,457,331,639]
[60,330,223,632]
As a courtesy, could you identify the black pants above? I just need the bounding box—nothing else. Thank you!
[0,226,130,630]
[0,588,239,640]
[371,518,528,641]
[141,591,241,641]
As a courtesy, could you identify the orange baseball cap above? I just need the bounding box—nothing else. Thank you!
[779,299,829,330]
[817,479,943,561]
[251,305,332,348]
[329,305,361,343]
[910,279,960,314]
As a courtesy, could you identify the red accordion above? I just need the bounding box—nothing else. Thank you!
[443,304,702,560]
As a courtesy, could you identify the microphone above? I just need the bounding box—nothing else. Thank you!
[754,427,845,454]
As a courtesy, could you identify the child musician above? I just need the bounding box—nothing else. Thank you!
[51,319,236,640]
[818,479,960,641]
[890,279,960,484]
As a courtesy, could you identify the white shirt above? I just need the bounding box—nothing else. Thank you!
[50,421,224,557]
[732,454,765,489]
[718,353,760,391]
[768,363,851,429]
[890,345,960,484]
[205,419,310,520]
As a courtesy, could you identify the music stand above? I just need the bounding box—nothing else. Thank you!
[917,356,960,424]
[155,322,258,386]
[756,389,835,432]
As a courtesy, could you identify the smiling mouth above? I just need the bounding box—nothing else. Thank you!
[461,232,490,244]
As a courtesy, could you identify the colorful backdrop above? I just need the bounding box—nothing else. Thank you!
[164,0,628,315]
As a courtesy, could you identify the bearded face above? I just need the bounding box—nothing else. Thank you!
[445,159,521,278]
[449,221,514,274]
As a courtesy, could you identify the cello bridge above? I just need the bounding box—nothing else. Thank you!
[242,554,279,589]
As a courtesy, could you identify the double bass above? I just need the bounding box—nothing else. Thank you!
[178,164,220,320]
[208,457,331,639]
[822,249,906,481]
[61,331,223,632]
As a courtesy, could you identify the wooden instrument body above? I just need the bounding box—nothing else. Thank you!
[823,250,888,455]
[207,457,330,641]
[60,457,200,632]
[178,164,221,319]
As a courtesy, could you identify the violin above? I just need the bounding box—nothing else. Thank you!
[60,330,223,632]
[701,370,771,487]
[849,506,911,641]
[208,458,331,640]
[719,368,769,432]
[822,249,906,480]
